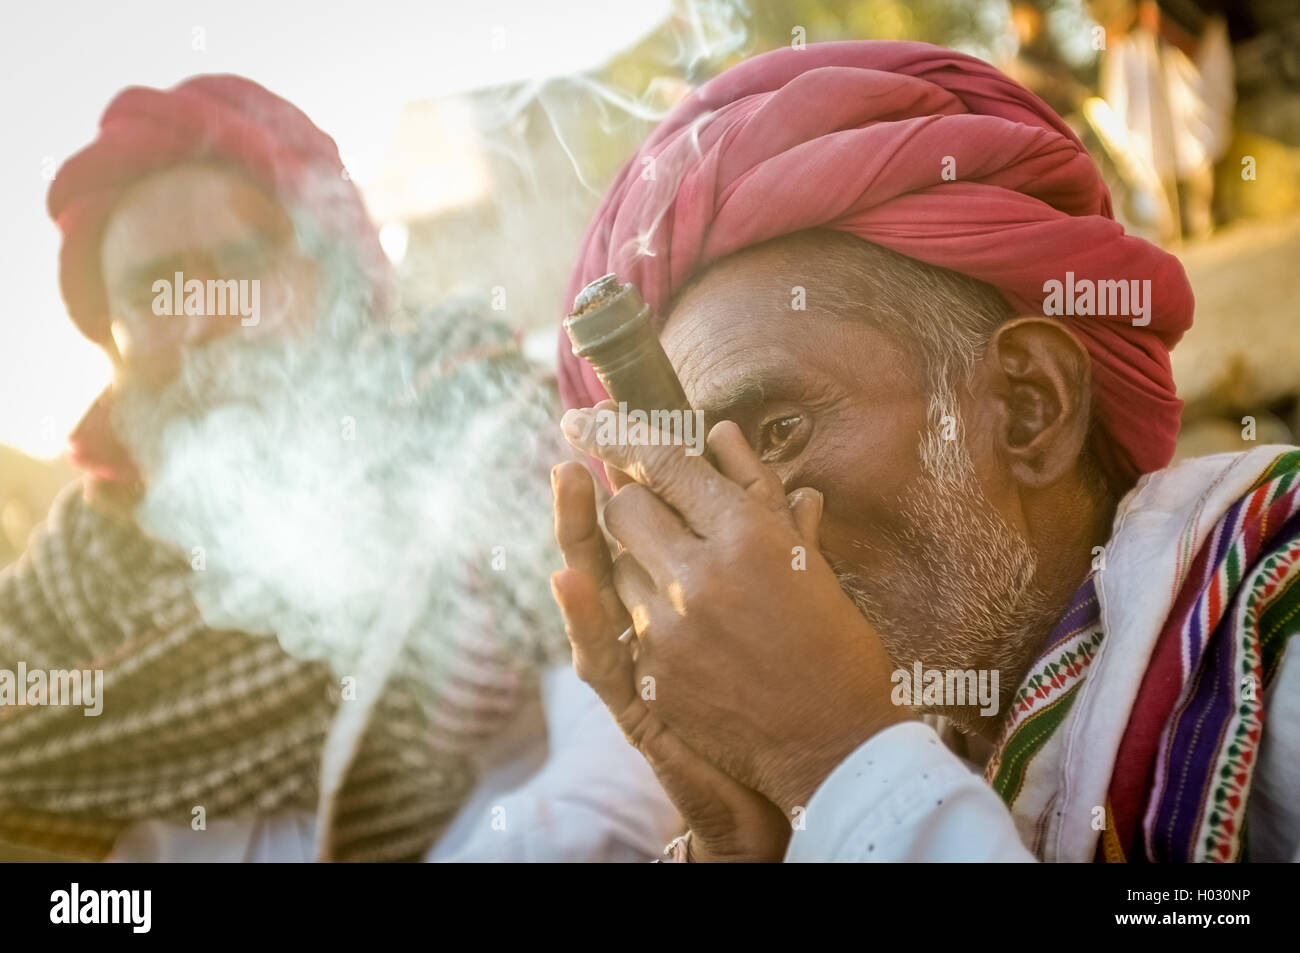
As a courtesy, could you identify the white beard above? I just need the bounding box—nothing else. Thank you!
[113,300,567,683]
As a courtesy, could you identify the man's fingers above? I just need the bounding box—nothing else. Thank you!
[552,567,674,759]
[550,567,637,712]
[585,400,637,493]
[610,549,658,639]
[560,407,739,536]
[787,486,824,546]
[553,460,631,627]
[552,461,610,579]
[604,484,691,586]
[604,461,636,493]
[551,567,776,850]
[708,420,788,514]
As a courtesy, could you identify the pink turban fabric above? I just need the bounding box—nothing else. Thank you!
[558,41,1194,483]
[50,73,390,347]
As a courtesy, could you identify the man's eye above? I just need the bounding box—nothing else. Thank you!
[758,413,806,461]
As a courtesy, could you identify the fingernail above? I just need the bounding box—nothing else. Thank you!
[807,488,824,515]
[561,408,589,441]
[793,487,823,512]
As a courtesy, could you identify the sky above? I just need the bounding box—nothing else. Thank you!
[0,0,671,458]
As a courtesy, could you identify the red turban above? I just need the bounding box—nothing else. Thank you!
[558,41,1194,483]
[47,74,390,482]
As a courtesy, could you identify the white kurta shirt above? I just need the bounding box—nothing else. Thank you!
[109,664,681,862]
[786,645,1299,864]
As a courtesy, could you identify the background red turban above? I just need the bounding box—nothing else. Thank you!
[49,73,390,347]
[558,41,1194,483]
[47,74,390,481]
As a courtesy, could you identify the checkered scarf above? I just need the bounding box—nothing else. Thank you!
[0,316,568,861]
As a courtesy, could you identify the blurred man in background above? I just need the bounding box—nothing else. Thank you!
[0,75,676,861]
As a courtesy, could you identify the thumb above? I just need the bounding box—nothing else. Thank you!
[787,487,823,545]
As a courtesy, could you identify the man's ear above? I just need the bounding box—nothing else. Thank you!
[981,317,1091,489]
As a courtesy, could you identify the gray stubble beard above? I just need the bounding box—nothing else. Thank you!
[833,402,1058,737]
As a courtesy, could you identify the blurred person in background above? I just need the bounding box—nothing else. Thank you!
[0,74,676,862]
[551,40,1300,863]
[1086,0,1235,242]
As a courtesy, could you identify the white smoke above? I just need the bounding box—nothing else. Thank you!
[113,223,567,691]
[107,0,756,745]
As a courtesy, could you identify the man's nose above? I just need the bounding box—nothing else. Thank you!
[126,267,235,384]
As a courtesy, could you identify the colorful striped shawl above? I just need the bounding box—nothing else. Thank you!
[984,447,1300,862]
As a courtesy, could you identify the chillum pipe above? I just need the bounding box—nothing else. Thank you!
[564,274,693,416]
[564,274,713,466]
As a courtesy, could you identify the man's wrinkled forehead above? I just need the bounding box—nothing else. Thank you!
[658,249,914,421]
[659,255,806,415]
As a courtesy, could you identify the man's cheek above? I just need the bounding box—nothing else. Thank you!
[816,508,904,585]
[815,512,877,563]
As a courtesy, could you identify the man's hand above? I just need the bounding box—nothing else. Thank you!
[552,457,791,861]
[552,403,911,828]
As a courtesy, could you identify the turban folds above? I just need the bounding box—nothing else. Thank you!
[558,41,1194,483]
[47,74,390,481]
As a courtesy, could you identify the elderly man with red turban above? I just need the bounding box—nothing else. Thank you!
[551,41,1300,862]
[0,74,677,862]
